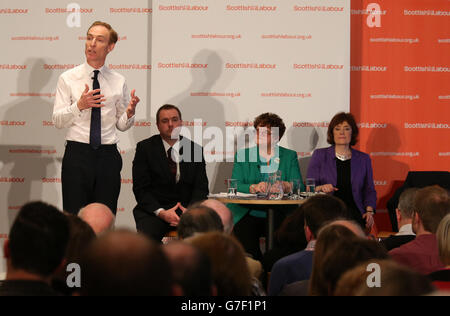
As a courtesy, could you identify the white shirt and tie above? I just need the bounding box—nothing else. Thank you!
[53,63,134,143]
[154,138,181,216]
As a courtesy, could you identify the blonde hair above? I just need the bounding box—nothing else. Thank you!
[87,21,118,44]
[437,213,450,265]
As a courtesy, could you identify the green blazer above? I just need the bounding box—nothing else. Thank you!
[228,146,304,224]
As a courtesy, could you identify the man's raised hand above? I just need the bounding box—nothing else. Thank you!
[77,84,106,111]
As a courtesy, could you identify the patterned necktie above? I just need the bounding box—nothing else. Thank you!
[167,147,177,182]
[89,70,101,149]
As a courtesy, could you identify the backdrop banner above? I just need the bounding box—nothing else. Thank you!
[1,0,448,275]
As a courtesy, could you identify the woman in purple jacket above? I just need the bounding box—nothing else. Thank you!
[307,112,376,231]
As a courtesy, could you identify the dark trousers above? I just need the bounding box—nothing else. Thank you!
[233,209,287,261]
[62,141,122,215]
[134,206,182,242]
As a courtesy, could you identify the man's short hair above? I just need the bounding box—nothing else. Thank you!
[177,206,224,239]
[87,21,118,44]
[8,201,70,277]
[156,104,182,124]
[164,242,214,296]
[80,230,173,296]
[303,195,349,238]
[414,185,450,234]
[397,188,418,219]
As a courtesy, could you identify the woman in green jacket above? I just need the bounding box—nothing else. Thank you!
[229,113,305,260]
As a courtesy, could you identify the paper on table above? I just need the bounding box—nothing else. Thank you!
[208,192,258,198]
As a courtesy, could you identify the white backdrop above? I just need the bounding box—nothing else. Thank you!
[0,0,349,274]
[151,0,350,192]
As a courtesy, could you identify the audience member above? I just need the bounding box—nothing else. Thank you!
[279,222,358,296]
[79,230,174,296]
[187,232,254,296]
[198,200,263,280]
[309,230,388,296]
[390,185,450,274]
[52,214,96,295]
[177,205,224,239]
[201,199,234,234]
[428,213,450,291]
[0,202,70,296]
[268,194,349,296]
[381,188,417,251]
[163,241,215,296]
[336,260,435,296]
[262,206,307,274]
[78,202,115,235]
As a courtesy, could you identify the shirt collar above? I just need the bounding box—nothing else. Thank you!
[84,62,107,78]
[305,240,316,251]
[397,224,415,236]
[161,137,180,154]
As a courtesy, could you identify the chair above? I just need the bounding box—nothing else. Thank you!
[162,229,178,244]
[387,171,450,231]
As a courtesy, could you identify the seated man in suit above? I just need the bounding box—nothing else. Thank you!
[132,104,209,241]
[381,188,417,251]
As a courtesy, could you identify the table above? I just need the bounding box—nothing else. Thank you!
[212,196,306,251]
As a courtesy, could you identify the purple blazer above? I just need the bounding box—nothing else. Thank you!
[307,146,377,215]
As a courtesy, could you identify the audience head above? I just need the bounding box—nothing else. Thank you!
[336,260,435,296]
[201,199,234,234]
[273,206,307,251]
[4,201,69,280]
[412,185,450,235]
[177,205,224,239]
[436,213,450,267]
[327,112,359,146]
[64,214,96,265]
[302,194,349,241]
[79,230,173,296]
[163,241,215,296]
[187,232,252,296]
[254,112,286,146]
[396,188,418,226]
[78,203,115,235]
[309,225,388,296]
[327,219,366,238]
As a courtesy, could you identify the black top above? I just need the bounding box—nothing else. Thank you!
[380,234,416,251]
[334,159,365,227]
[428,269,450,282]
[0,280,61,296]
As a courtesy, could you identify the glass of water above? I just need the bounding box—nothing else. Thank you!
[269,173,283,200]
[226,179,238,198]
[292,179,302,198]
[306,178,316,196]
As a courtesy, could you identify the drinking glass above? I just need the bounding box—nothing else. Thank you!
[226,179,238,198]
[306,178,316,196]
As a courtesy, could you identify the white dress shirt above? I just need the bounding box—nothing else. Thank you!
[396,224,415,236]
[53,63,134,144]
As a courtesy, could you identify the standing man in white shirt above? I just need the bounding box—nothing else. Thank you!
[53,21,140,215]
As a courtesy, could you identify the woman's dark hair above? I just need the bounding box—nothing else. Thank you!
[253,113,286,140]
[327,112,359,146]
